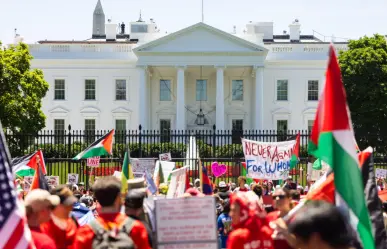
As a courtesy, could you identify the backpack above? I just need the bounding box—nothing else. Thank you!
[90,217,135,249]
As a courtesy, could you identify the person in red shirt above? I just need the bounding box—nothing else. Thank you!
[266,187,294,249]
[41,186,79,249]
[73,176,150,249]
[227,191,274,249]
[25,189,60,249]
[233,176,249,193]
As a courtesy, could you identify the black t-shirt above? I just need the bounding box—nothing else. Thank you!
[218,191,231,200]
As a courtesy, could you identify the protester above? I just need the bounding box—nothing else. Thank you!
[271,201,355,249]
[73,176,150,249]
[217,199,232,249]
[263,183,271,196]
[268,181,274,194]
[266,187,293,249]
[71,191,95,226]
[283,177,295,190]
[233,176,249,193]
[230,182,237,192]
[40,185,78,249]
[252,184,264,208]
[25,189,60,249]
[218,181,231,200]
[125,189,154,247]
[227,191,273,249]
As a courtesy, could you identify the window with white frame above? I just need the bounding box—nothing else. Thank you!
[308,120,314,132]
[196,79,207,101]
[277,119,288,141]
[54,79,65,100]
[85,79,96,100]
[160,79,171,101]
[84,119,96,143]
[115,80,126,100]
[307,80,319,101]
[160,119,171,143]
[276,80,288,101]
[115,119,126,144]
[232,80,243,101]
[54,119,65,144]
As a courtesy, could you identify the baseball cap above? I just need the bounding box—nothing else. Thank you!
[219,181,227,188]
[125,189,145,209]
[127,178,147,193]
[50,186,78,206]
[25,189,60,211]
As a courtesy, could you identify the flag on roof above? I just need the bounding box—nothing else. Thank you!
[201,164,213,195]
[73,129,115,160]
[288,133,300,169]
[12,150,46,177]
[0,121,35,249]
[121,149,134,194]
[308,45,374,249]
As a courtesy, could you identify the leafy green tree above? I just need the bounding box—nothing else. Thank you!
[0,42,48,153]
[339,34,387,153]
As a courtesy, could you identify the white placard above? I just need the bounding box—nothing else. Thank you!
[87,156,100,167]
[113,171,122,179]
[160,161,176,183]
[310,160,330,181]
[242,138,296,180]
[167,166,188,199]
[46,176,60,187]
[131,158,156,176]
[159,152,172,161]
[67,173,79,184]
[155,196,218,249]
[376,168,387,178]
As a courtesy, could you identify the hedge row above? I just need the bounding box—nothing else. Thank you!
[24,141,309,159]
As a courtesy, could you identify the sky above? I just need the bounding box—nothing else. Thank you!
[0,0,386,44]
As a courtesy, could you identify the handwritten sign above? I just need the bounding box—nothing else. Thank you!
[131,158,156,176]
[155,196,218,249]
[242,138,296,180]
[211,162,227,177]
[67,173,79,184]
[376,168,387,178]
[159,152,172,162]
[167,166,189,199]
[87,156,100,167]
[23,175,60,192]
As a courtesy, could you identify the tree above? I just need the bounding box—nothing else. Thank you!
[0,42,49,153]
[339,34,387,153]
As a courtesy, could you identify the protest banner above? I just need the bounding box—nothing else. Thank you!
[131,158,156,176]
[159,152,172,161]
[167,166,189,199]
[67,173,79,184]
[23,175,60,191]
[155,196,218,249]
[376,168,387,178]
[87,156,100,167]
[242,138,296,180]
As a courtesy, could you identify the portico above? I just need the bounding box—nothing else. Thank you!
[134,22,268,131]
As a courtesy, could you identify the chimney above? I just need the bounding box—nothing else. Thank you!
[105,20,117,41]
[256,22,273,40]
[289,19,301,42]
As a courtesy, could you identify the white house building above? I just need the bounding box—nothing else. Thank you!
[21,0,348,134]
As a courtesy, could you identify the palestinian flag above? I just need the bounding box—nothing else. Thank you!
[73,129,115,160]
[12,150,46,177]
[30,165,49,191]
[287,133,300,169]
[241,162,253,185]
[121,149,134,194]
[308,46,374,249]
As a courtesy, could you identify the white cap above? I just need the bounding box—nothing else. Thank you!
[219,181,227,188]
[25,189,60,211]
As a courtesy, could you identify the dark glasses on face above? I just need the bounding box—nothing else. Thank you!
[273,195,286,200]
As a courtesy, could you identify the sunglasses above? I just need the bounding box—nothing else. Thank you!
[273,195,286,200]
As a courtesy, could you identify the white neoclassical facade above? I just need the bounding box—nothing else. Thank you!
[20,0,348,133]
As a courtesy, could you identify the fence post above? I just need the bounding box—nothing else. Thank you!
[67,125,72,176]
[212,125,216,157]
[139,125,142,158]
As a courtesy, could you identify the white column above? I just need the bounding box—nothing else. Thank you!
[216,66,225,130]
[254,66,264,130]
[138,66,148,130]
[176,66,186,130]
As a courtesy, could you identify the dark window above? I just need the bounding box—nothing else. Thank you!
[232,119,243,144]
[115,80,126,100]
[54,80,65,100]
[160,119,171,143]
[85,119,96,143]
[54,119,65,144]
[85,80,96,100]
[308,80,319,101]
[115,119,126,144]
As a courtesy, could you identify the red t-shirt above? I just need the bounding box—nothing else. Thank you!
[73,212,150,249]
[41,218,78,249]
[238,187,249,192]
[266,211,293,249]
[30,227,57,249]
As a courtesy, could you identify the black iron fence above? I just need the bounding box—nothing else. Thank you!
[5,125,387,188]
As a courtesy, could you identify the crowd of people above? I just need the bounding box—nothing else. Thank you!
[16,173,387,249]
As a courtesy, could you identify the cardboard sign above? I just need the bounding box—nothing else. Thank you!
[23,175,59,191]
[155,196,218,249]
[167,166,188,199]
[67,173,79,184]
[376,168,387,178]
[242,138,296,180]
[159,152,172,161]
[131,158,156,176]
[159,161,175,183]
[87,156,100,167]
